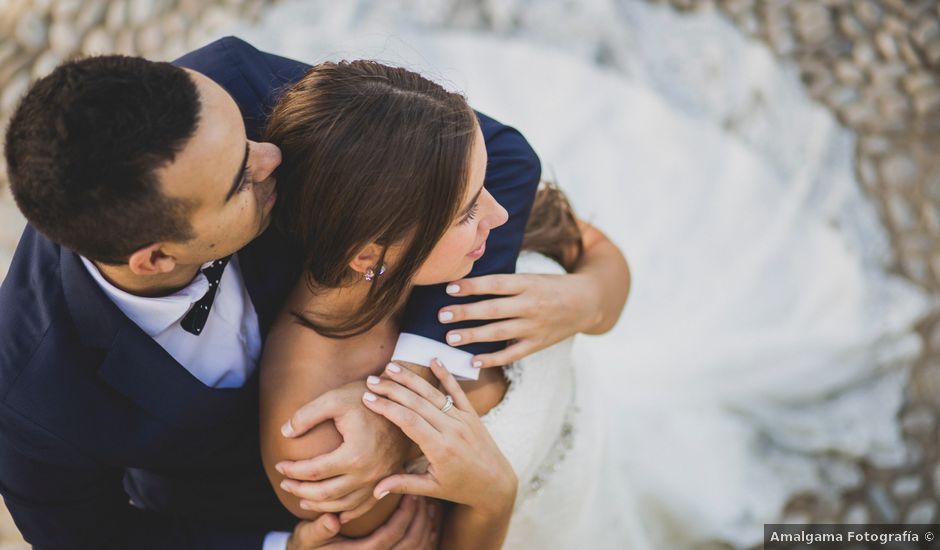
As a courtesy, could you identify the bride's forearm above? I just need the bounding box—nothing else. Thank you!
[572,221,630,335]
[440,500,515,550]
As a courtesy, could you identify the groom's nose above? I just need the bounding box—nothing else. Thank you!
[248,141,282,182]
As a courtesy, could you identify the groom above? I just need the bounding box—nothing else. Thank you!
[0,37,620,549]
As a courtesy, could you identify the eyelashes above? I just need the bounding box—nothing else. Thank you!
[460,202,479,225]
[237,169,254,193]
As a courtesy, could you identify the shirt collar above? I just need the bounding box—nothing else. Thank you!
[79,256,211,336]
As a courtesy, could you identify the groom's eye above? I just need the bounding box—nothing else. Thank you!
[235,171,253,194]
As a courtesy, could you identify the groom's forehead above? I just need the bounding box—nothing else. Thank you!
[183,69,246,134]
[158,70,247,202]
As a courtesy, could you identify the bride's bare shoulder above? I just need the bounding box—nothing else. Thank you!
[261,285,397,387]
[259,298,357,391]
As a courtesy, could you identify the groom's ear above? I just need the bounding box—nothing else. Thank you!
[348,243,383,274]
[127,243,178,276]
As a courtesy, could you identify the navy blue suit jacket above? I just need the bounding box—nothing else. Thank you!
[0,36,540,549]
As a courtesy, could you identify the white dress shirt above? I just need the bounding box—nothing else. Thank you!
[81,255,466,549]
[80,255,261,387]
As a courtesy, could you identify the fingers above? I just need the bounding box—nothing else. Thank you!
[445,318,530,348]
[281,391,341,439]
[292,513,341,547]
[382,362,445,404]
[446,274,527,297]
[280,475,348,503]
[359,494,417,548]
[276,446,354,483]
[429,359,475,414]
[282,478,372,513]
[391,497,433,550]
[366,368,450,431]
[471,340,534,369]
[438,296,522,324]
[428,500,441,550]
[361,391,440,447]
[373,472,439,500]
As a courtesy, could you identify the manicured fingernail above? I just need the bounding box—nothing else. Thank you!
[280,480,291,491]
[339,514,352,524]
[447,333,462,344]
[431,358,443,369]
[281,419,294,437]
[367,375,380,385]
[363,392,378,402]
[473,360,483,368]
[446,284,460,295]
[275,463,286,475]
[439,310,454,322]
[299,500,312,510]
[386,362,401,373]
[377,490,390,500]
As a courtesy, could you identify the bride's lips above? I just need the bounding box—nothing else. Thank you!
[467,236,488,259]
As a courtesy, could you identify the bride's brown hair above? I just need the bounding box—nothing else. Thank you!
[265,60,477,338]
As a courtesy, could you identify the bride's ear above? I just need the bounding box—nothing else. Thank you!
[349,243,383,275]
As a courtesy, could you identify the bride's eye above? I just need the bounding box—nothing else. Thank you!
[460,203,479,225]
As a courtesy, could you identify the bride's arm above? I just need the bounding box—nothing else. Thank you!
[364,359,517,550]
[571,219,632,335]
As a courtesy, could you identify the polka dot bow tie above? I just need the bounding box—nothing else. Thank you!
[180,256,231,336]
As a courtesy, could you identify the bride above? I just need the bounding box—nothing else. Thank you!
[236,2,932,546]
[257,59,628,548]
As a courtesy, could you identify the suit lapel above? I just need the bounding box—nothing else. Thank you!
[60,249,256,430]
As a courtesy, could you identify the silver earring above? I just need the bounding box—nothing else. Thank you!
[364,264,386,282]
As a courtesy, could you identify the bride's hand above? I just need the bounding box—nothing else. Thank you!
[438,271,598,367]
[438,220,630,368]
[361,358,517,517]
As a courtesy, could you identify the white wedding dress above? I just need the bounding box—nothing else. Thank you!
[236,2,934,547]
[479,252,652,550]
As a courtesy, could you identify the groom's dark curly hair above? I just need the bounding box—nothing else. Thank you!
[4,55,200,264]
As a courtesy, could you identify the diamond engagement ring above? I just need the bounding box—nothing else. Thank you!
[440,395,454,413]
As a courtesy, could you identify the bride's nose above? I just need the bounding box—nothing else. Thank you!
[482,189,509,230]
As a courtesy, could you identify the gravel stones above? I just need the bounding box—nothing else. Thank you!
[906,499,937,523]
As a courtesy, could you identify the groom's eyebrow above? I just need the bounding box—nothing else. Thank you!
[224,143,251,203]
